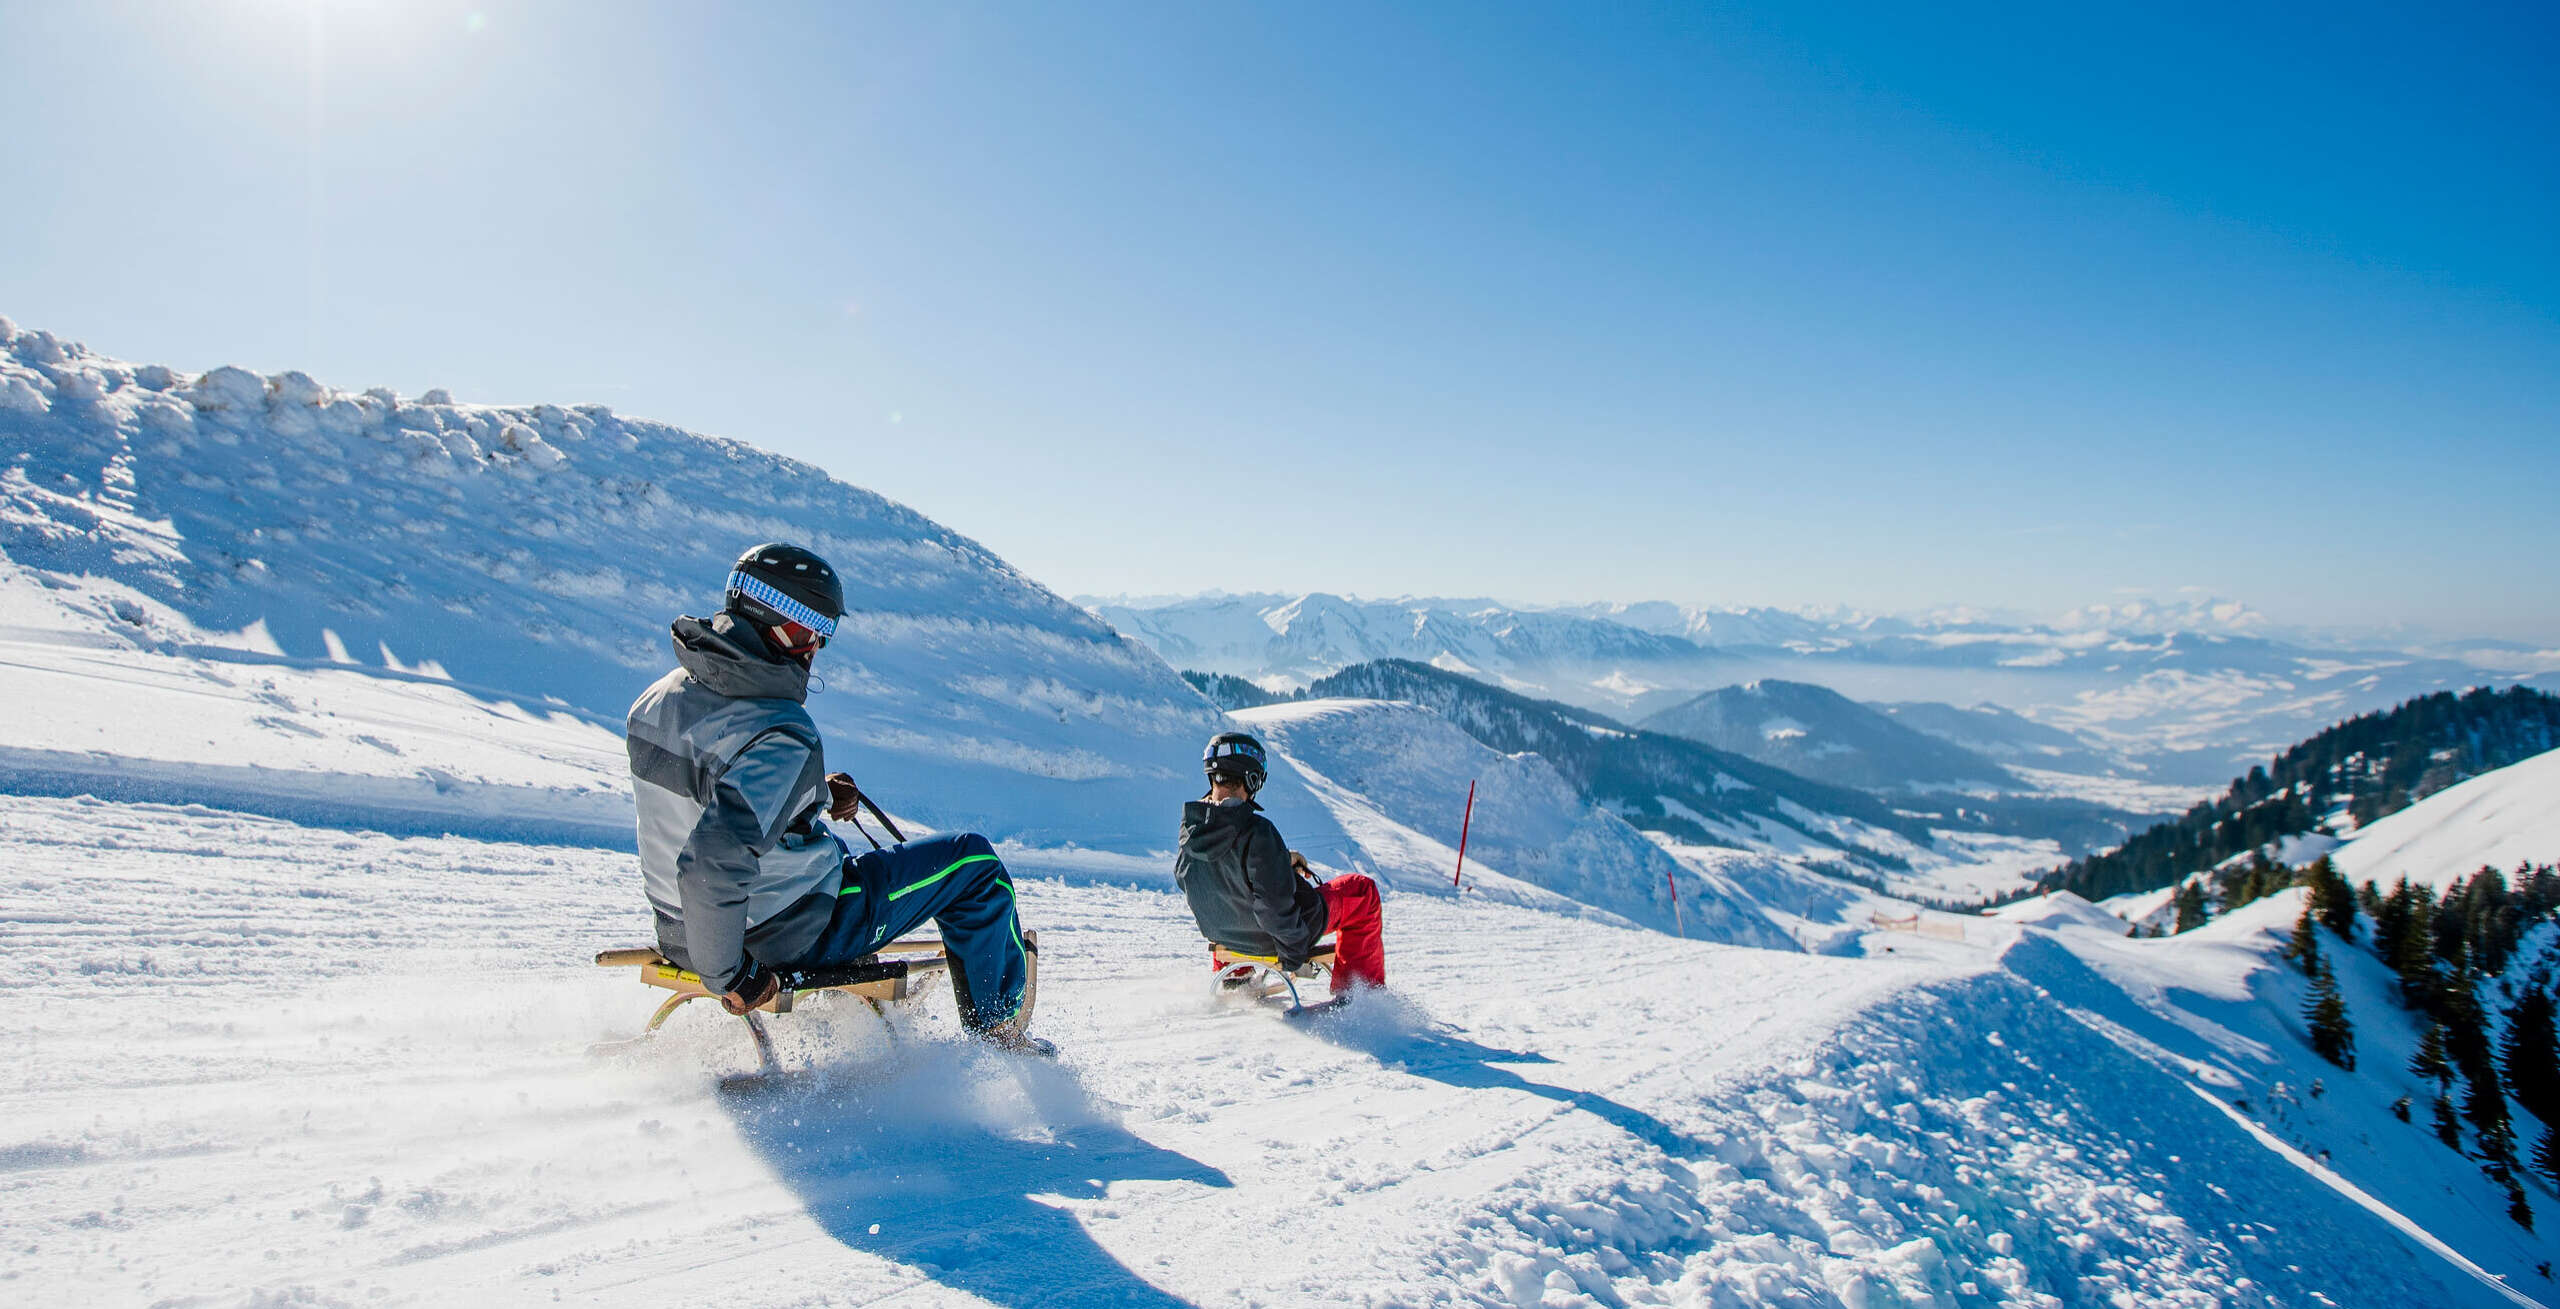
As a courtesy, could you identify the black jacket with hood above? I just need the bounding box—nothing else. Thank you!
[1174,796,1327,967]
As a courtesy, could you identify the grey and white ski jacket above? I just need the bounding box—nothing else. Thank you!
[626,613,845,994]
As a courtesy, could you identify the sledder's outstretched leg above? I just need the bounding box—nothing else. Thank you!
[1317,872,1385,994]
[803,832,1035,1039]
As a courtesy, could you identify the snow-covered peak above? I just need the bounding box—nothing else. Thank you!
[0,319,1223,848]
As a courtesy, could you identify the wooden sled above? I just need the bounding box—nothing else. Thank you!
[593,931,1038,1076]
[1207,938,1340,1015]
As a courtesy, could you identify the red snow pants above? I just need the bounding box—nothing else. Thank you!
[1320,873,1386,994]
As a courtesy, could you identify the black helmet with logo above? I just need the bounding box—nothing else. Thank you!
[1202,731,1268,793]
[724,543,845,640]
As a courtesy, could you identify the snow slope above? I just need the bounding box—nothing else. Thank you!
[0,318,1227,849]
[7,791,2547,1307]
[1235,698,1793,949]
[0,558,637,843]
[2002,886,2558,1306]
[2331,745,2560,891]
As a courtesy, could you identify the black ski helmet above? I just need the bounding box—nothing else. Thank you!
[1203,731,1268,793]
[724,543,846,639]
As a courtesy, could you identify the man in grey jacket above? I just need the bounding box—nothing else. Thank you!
[625,543,1044,1052]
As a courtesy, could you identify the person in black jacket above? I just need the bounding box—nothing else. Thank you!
[1173,731,1385,995]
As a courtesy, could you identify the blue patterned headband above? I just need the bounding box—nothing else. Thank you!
[727,571,839,637]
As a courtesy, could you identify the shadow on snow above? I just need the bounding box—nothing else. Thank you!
[1307,995,1713,1159]
[718,1045,1228,1308]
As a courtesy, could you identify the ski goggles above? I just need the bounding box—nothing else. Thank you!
[1203,738,1266,771]
[727,571,840,640]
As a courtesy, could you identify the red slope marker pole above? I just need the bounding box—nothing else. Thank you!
[1668,869,1685,938]
[1451,779,1476,889]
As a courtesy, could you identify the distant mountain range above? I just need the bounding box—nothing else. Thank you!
[1301,660,1925,871]
[1294,660,2141,878]
[1088,591,2553,786]
[1870,700,2120,777]
[1638,680,2014,795]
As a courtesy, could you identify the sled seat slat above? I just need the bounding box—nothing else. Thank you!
[592,937,952,1011]
[1208,940,1337,975]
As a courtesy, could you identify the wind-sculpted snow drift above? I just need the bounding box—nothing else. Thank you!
[0,317,1281,851]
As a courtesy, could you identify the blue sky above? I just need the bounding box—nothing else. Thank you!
[5,1,2556,641]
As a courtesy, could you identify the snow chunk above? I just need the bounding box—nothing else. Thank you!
[187,366,268,413]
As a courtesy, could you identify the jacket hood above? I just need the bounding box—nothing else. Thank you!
[1180,796,1263,848]
[670,612,811,703]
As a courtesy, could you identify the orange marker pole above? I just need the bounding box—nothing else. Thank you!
[1668,870,1685,937]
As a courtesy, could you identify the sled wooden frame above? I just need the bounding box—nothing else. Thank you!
[593,930,1039,1072]
[1207,938,1337,1002]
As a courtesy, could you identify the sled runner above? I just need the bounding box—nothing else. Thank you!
[591,930,1039,1075]
[1207,939,1347,1018]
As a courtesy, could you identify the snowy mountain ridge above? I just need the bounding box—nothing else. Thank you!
[0,315,1228,851]
[1639,678,2019,796]
[1089,589,2547,787]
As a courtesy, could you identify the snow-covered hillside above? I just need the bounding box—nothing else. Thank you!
[2333,745,2560,891]
[1235,698,1793,949]
[0,317,1238,849]
[1997,884,2556,1305]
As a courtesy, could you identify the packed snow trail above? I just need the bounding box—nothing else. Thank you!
[3,794,2537,1306]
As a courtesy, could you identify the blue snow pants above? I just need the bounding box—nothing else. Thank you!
[798,832,1030,1031]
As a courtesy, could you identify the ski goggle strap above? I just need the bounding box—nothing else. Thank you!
[1203,737,1266,770]
[727,571,840,638]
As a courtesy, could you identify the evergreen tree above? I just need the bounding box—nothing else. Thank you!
[2288,905,2323,972]
[2511,1179,2535,1232]
[2380,879,2441,1009]
[2304,957,2355,1069]
[2412,1021,2454,1086]
[2373,878,2413,953]
[2503,986,2560,1127]
[2468,1057,2518,1166]
[2435,1092,2464,1149]
[2442,972,2495,1083]
[2173,880,2207,934]
[2538,1126,2560,1189]
[2305,856,2357,938]
[2414,1022,2461,1148]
